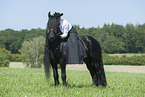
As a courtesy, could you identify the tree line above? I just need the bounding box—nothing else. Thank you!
[0,23,145,54]
[75,23,145,53]
[0,28,45,54]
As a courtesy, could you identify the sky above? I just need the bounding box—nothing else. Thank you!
[0,0,145,30]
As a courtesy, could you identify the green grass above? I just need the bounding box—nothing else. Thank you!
[108,53,145,57]
[0,68,145,97]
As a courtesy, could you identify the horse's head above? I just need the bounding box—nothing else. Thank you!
[46,12,63,41]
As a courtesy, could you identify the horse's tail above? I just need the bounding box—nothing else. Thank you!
[44,34,50,79]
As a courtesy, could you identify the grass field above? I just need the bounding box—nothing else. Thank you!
[108,53,145,57]
[0,68,145,97]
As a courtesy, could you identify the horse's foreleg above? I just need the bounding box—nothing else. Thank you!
[52,63,60,86]
[60,63,67,86]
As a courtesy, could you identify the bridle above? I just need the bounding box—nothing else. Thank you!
[48,24,63,53]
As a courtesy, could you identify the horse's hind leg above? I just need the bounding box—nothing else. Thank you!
[93,58,107,86]
[99,57,107,86]
[93,60,101,86]
[84,58,98,86]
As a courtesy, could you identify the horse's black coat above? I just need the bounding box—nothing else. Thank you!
[44,12,107,86]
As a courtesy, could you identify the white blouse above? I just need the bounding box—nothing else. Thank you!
[59,19,72,38]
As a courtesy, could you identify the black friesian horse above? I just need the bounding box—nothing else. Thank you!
[44,12,107,87]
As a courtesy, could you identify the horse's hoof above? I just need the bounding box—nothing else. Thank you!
[63,84,67,87]
[55,83,60,86]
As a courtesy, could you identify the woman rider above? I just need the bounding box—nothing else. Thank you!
[54,12,86,64]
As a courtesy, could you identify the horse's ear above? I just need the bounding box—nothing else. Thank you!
[48,12,51,18]
[60,13,63,16]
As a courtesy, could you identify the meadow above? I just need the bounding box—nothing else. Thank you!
[108,53,145,57]
[0,67,145,97]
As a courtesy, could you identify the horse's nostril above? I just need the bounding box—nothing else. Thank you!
[49,37,52,39]
[49,36,54,41]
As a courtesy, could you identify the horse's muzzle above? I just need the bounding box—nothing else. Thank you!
[49,36,55,41]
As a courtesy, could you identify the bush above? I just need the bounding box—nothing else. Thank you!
[0,48,22,67]
[103,53,145,65]
[10,54,22,62]
[0,48,11,67]
[0,60,9,67]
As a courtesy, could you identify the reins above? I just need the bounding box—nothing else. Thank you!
[79,38,88,51]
